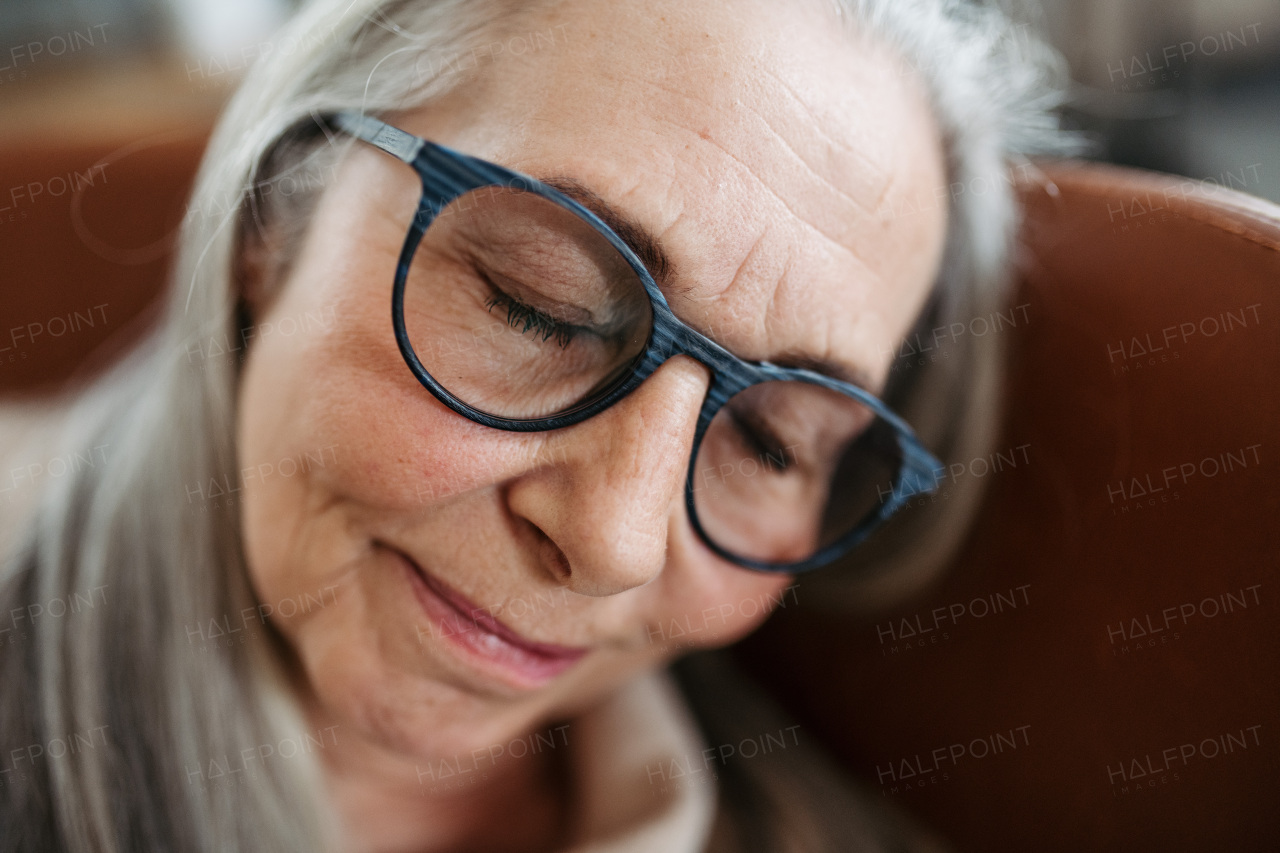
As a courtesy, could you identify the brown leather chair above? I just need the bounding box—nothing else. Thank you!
[4,134,1278,850]
[0,126,211,395]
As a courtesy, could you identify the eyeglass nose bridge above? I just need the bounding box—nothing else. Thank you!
[644,301,776,384]
[638,305,883,447]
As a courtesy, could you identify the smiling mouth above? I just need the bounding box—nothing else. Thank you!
[386,544,588,688]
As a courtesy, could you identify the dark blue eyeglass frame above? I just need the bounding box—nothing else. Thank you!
[329,111,943,574]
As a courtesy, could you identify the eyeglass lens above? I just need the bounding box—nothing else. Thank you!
[401,186,902,565]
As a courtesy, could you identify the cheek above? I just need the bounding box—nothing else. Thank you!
[232,223,514,617]
[652,569,796,652]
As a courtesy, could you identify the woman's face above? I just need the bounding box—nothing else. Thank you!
[236,0,946,764]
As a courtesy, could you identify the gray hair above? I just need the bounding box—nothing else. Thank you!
[811,0,1078,610]
[0,0,1072,849]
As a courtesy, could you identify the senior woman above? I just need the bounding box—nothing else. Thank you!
[0,0,1070,850]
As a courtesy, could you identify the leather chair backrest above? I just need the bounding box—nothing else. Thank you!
[0,129,209,395]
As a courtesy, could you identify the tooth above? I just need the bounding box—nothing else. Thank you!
[477,631,504,652]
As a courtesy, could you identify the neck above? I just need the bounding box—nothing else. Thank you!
[277,668,572,853]
[322,725,571,853]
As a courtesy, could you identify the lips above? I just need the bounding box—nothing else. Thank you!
[387,544,588,688]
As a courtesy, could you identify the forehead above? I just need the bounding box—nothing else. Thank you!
[389,0,947,388]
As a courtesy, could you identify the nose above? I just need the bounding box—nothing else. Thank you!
[504,355,711,597]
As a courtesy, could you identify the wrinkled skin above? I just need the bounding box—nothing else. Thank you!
[236,0,946,849]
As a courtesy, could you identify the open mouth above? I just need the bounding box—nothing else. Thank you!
[386,543,588,689]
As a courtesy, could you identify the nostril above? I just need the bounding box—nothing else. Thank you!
[530,522,572,581]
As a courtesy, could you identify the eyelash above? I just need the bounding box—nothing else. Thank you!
[728,408,793,472]
[484,291,579,349]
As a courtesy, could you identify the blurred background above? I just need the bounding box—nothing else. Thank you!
[1043,0,1280,203]
[2,0,1278,195]
[1,0,1278,395]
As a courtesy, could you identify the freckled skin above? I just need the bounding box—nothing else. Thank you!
[235,0,947,849]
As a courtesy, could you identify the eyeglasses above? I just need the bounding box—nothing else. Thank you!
[328,111,943,573]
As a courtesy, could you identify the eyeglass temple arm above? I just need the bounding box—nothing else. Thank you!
[899,441,944,495]
[332,112,423,165]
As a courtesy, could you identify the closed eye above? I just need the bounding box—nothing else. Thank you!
[727,406,794,471]
[483,289,583,349]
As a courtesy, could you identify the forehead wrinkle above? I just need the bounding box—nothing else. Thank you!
[638,74,726,115]
[700,230,877,392]
[773,227,897,363]
[640,112,882,299]
[750,110,882,223]
[753,64,894,218]
[608,21,899,240]
[706,103,891,261]
[675,225,772,342]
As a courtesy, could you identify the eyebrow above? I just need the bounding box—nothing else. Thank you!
[539,176,673,288]
[769,353,876,392]
[537,174,874,393]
